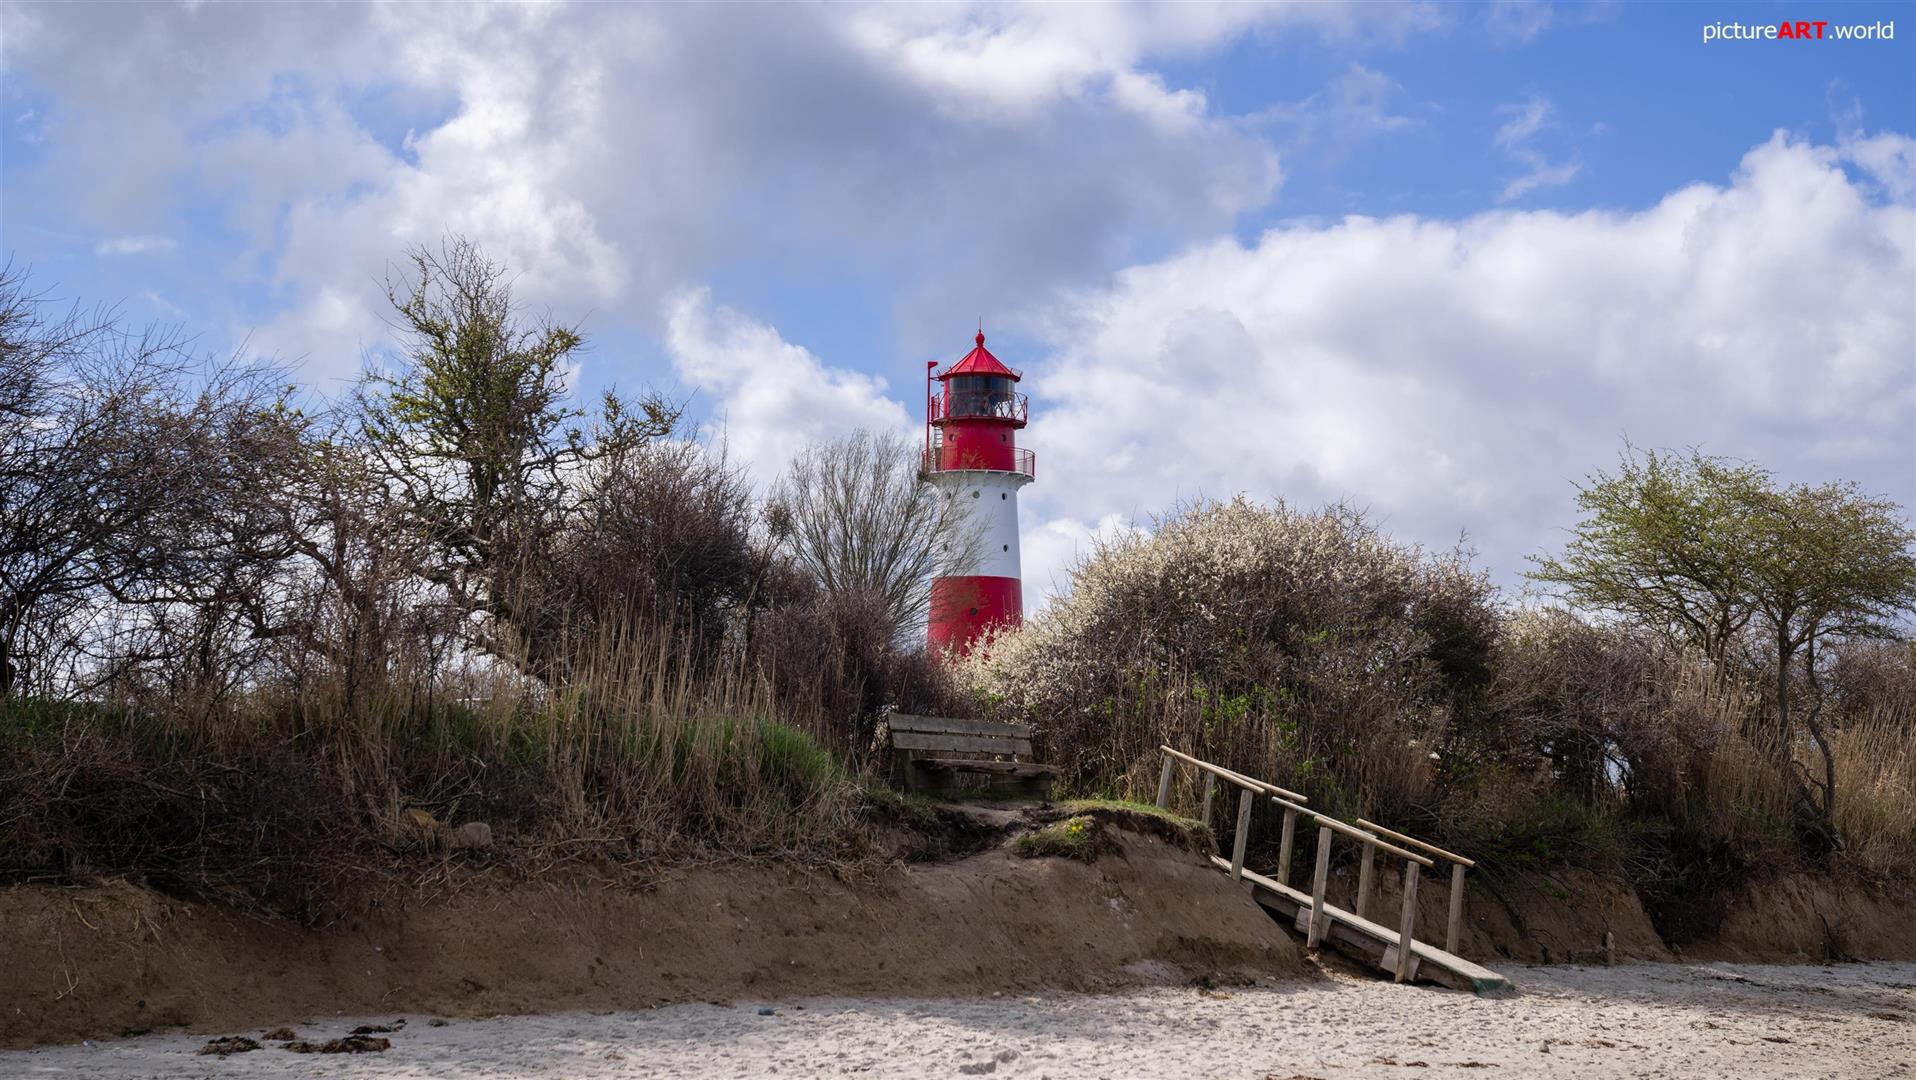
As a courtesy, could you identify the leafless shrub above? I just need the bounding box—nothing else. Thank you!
[0,254,876,917]
[526,438,765,673]
[957,494,1916,886]
[0,263,295,699]
[769,428,977,643]
[754,583,963,762]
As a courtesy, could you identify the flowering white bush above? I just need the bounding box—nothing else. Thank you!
[956,497,1497,817]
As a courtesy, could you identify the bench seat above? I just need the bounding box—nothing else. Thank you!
[882,713,1054,799]
[913,759,1058,778]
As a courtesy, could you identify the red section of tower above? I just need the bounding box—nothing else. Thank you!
[922,330,1033,657]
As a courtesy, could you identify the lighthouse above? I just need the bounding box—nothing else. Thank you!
[923,329,1034,656]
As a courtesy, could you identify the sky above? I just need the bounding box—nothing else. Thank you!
[3,0,1913,608]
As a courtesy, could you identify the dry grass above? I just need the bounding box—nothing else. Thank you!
[1661,668,1914,880]
[0,621,872,920]
[1828,713,1916,878]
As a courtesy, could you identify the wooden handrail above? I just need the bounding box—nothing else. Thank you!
[1155,746,1431,867]
[1354,819,1475,868]
[1277,799,1434,868]
[1157,745,1307,803]
[1358,818,1476,957]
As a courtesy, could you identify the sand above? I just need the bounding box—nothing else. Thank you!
[7,961,1912,1079]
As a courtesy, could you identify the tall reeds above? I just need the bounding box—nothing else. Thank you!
[0,615,867,919]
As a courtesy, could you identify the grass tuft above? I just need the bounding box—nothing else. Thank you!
[1013,816,1106,862]
[1054,799,1214,854]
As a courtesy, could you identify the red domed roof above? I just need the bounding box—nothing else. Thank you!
[937,329,1021,381]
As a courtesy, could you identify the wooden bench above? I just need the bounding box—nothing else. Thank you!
[881,713,1056,799]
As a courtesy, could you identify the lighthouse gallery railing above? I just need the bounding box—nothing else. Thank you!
[921,443,1035,479]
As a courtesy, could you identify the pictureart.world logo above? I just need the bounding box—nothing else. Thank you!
[1703,18,1895,42]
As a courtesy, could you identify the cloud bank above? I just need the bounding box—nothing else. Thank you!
[1011,132,1915,601]
[6,2,1408,372]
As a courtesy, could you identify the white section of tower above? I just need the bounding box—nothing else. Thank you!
[930,469,1029,579]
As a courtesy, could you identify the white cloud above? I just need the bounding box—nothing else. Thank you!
[1495,95,1582,201]
[3,2,1368,379]
[1484,1,1555,46]
[1252,64,1433,170]
[837,2,1441,120]
[1015,132,1915,594]
[1500,159,1582,202]
[139,290,186,319]
[1845,131,1916,202]
[94,234,175,256]
[662,289,914,487]
[1494,97,1555,149]
[1020,512,1146,611]
[647,132,1914,607]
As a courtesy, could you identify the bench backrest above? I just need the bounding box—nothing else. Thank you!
[886,713,1034,759]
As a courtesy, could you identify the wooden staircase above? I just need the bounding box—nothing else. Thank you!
[1156,745,1512,995]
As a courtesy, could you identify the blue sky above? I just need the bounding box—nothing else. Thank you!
[3,1,1912,603]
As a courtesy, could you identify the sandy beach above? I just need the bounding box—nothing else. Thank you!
[7,961,1912,1079]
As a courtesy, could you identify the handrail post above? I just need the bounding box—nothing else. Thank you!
[1198,773,1216,831]
[1356,839,1376,920]
[1155,755,1176,810]
[1229,788,1254,881]
[1277,807,1297,885]
[1445,862,1467,956]
[1308,824,1332,949]
[1395,861,1421,983]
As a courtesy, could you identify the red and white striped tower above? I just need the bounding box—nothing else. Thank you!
[923,329,1034,656]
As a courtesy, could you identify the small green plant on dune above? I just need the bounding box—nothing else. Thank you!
[1057,799,1213,853]
[1013,815,1103,861]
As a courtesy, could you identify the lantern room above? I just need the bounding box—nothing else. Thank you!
[924,331,1031,475]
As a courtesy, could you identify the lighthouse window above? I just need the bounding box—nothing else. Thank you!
[1000,493,1007,500]
[947,375,1015,418]
[971,490,980,499]
[1002,544,1008,551]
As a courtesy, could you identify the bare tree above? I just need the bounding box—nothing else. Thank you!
[0,264,285,697]
[767,428,976,642]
